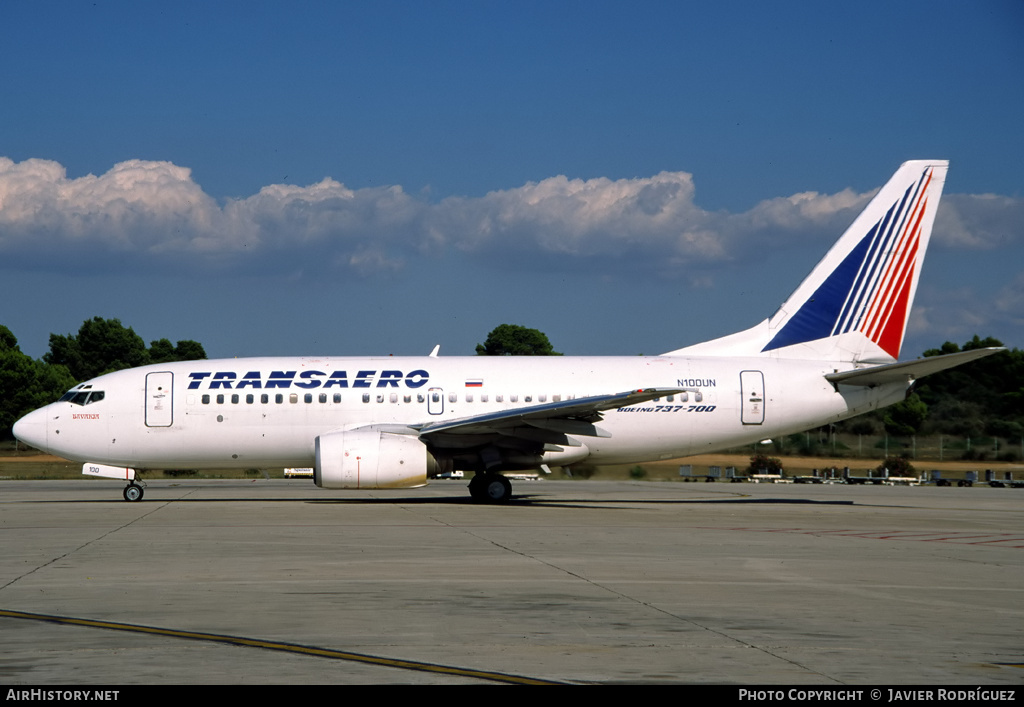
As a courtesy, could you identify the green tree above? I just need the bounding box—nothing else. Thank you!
[745,453,783,475]
[918,336,1022,437]
[0,326,75,436]
[475,324,561,356]
[45,317,150,381]
[170,339,207,361]
[876,455,916,477]
[149,338,207,364]
[148,338,176,364]
[883,393,928,436]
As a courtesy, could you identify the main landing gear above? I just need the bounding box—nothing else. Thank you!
[122,481,145,502]
[468,472,512,504]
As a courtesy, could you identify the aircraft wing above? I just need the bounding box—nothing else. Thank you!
[825,348,1005,387]
[412,388,683,445]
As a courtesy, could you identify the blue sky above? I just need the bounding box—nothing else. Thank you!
[2,1,1022,362]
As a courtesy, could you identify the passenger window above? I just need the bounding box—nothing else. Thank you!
[496,395,503,403]
[304,394,313,403]
[319,393,327,403]
[231,394,239,404]
[481,394,488,403]
[289,394,298,404]
[510,394,518,403]
[246,394,254,404]
[261,394,269,404]
[525,395,532,402]
[276,394,284,404]
[403,395,411,403]
[466,394,473,403]
[449,393,457,403]
[216,394,225,404]
[362,394,370,403]
[539,395,546,402]
[333,393,342,403]
[553,395,561,402]
[202,395,210,405]
[390,393,398,403]
[376,394,384,403]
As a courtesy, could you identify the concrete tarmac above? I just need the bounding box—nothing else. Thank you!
[1,478,1021,685]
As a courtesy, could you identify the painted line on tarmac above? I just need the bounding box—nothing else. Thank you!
[0,608,562,685]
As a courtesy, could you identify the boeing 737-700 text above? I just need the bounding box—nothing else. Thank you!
[13,160,1002,502]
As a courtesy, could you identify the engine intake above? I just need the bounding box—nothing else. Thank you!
[314,428,430,489]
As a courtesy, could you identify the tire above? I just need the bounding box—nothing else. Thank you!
[469,473,511,503]
[123,483,144,502]
[484,474,512,503]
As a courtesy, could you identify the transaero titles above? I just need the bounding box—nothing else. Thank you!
[187,369,430,390]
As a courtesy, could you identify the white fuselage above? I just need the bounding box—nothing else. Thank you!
[17,354,907,471]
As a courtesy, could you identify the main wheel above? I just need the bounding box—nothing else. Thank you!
[483,473,512,503]
[468,473,512,503]
[123,483,144,502]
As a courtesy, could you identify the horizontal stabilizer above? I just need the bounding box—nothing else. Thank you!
[825,348,1004,387]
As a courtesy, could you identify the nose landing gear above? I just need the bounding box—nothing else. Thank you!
[123,481,145,502]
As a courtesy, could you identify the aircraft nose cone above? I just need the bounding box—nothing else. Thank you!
[13,407,48,452]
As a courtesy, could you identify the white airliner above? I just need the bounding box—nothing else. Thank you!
[13,160,1001,502]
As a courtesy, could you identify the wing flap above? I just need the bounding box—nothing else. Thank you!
[414,388,682,441]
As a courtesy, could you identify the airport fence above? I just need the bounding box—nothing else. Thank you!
[726,432,1023,463]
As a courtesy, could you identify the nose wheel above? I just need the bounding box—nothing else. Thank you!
[123,482,145,502]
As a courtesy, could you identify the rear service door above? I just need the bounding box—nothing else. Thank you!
[740,370,765,425]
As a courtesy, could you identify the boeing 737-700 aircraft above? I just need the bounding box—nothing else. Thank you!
[13,160,1002,502]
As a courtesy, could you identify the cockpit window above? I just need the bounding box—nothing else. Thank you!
[60,390,105,406]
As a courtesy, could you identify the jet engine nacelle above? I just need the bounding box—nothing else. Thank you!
[314,428,430,489]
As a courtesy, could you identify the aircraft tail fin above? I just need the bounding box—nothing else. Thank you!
[665,160,948,363]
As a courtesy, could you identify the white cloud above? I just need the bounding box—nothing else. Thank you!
[908,287,992,341]
[429,172,709,258]
[426,173,875,269]
[908,272,1024,348]
[0,158,428,270]
[0,157,221,251]
[995,272,1024,326]
[934,194,1024,249]
[1,157,1019,281]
